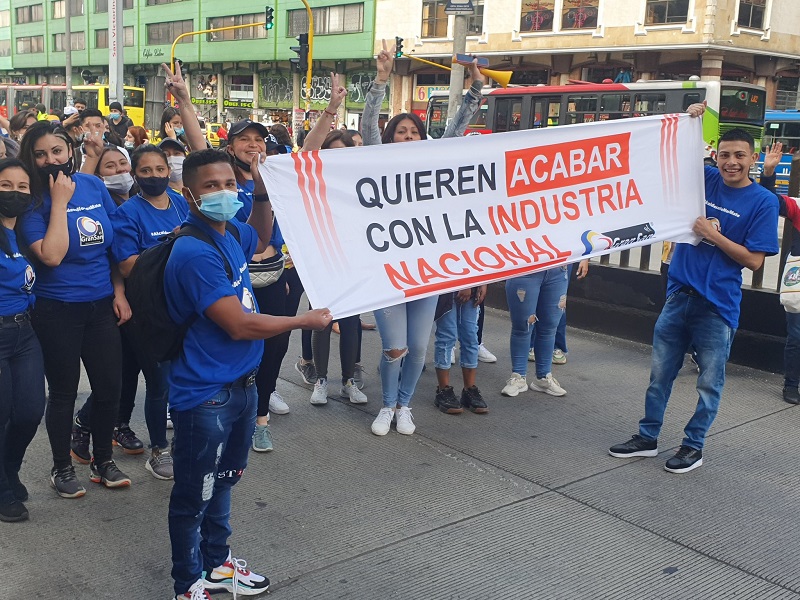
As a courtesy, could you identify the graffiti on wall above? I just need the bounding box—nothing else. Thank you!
[260,72,388,106]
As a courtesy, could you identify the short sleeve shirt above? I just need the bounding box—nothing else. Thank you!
[0,228,35,314]
[110,193,189,263]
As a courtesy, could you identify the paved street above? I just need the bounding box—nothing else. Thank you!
[5,306,800,600]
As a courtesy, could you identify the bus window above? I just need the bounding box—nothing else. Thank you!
[494,98,522,133]
[566,94,597,124]
[682,92,703,111]
[531,97,561,128]
[0,88,7,118]
[50,91,66,113]
[427,98,448,139]
[470,104,488,129]
[15,89,42,113]
[765,122,800,154]
[600,94,631,120]
[720,86,764,124]
[634,93,667,116]
[123,88,144,109]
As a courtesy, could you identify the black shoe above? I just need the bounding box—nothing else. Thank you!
[609,434,658,458]
[70,417,91,465]
[0,500,29,522]
[460,386,489,414]
[113,423,144,454]
[434,386,464,415]
[89,459,131,488]
[783,386,800,405]
[6,471,28,502]
[50,465,86,499]
[664,445,703,474]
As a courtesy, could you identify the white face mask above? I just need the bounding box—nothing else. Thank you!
[103,172,134,194]
[167,155,185,183]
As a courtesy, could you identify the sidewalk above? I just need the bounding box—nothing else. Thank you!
[5,307,800,599]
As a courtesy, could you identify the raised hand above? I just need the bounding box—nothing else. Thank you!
[164,122,177,140]
[468,57,487,88]
[376,38,396,84]
[328,72,348,111]
[162,61,190,103]
[762,142,783,177]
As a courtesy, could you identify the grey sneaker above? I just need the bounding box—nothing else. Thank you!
[352,363,366,390]
[252,424,274,452]
[50,465,86,499]
[341,378,368,404]
[294,359,317,385]
[146,447,174,480]
[310,379,328,405]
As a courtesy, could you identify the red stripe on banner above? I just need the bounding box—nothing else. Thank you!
[299,152,340,260]
[400,257,569,298]
[292,153,333,268]
[668,115,680,200]
[660,117,670,201]
[309,151,347,262]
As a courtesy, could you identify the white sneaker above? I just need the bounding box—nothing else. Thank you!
[528,349,535,362]
[341,379,368,404]
[268,391,290,415]
[310,379,328,405]
[530,373,566,396]
[450,348,456,364]
[395,407,416,435]
[552,348,567,365]
[501,373,528,397]
[371,407,394,435]
[477,343,497,363]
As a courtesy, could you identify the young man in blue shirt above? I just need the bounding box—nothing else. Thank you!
[165,149,331,599]
[609,121,779,474]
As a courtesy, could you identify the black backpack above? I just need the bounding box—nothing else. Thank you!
[126,222,241,363]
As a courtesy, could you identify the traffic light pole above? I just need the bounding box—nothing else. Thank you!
[447,14,468,120]
[299,0,314,114]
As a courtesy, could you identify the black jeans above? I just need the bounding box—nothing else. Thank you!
[0,319,45,503]
[32,297,122,469]
[312,314,360,384]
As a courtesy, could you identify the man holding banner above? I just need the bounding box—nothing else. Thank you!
[609,113,779,474]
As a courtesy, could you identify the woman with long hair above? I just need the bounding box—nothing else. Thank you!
[125,126,149,151]
[8,111,37,142]
[0,158,45,521]
[361,44,486,436]
[18,122,132,498]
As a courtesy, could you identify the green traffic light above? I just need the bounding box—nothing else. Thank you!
[266,22,274,30]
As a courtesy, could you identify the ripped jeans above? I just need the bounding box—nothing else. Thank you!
[506,267,569,379]
[373,296,438,408]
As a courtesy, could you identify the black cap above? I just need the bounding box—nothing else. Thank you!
[229,119,269,140]
[266,134,288,154]
[109,101,123,112]
[158,138,187,153]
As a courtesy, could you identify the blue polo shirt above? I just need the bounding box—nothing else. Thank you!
[110,193,189,263]
[668,166,779,329]
[20,172,116,302]
[164,213,261,411]
[0,228,35,314]
[234,178,254,222]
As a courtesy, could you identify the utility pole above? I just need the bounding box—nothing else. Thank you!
[446,14,468,120]
[65,0,73,105]
[108,0,124,107]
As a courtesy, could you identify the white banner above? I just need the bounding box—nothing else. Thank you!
[262,114,705,318]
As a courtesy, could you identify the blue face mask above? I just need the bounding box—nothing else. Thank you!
[174,127,185,137]
[193,189,242,222]
[110,112,122,121]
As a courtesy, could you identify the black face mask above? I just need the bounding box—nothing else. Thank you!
[38,157,74,188]
[136,176,171,197]
[232,155,251,173]
[0,190,32,218]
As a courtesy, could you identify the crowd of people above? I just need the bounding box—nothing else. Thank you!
[0,46,793,599]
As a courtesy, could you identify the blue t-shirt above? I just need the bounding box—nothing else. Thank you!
[234,178,254,223]
[20,172,117,302]
[110,193,189,263]
[164,213,261,411]
[0,228,35,314]
[668,166,779,329]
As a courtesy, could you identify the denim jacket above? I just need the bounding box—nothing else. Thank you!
[361,80,484,146]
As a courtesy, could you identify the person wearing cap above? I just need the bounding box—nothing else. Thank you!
[108,102,133,139]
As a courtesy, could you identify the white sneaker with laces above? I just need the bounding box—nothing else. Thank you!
[371,407,394,436]
[552,348,567,365]
[310,379,328,405]
[501,373,528,397]
[477,343,497,363]
[268,391,290,414]
[202,552,270,597]
[173,579,211,600]
[341,379,368,404]
[530,373,567,396]
[395,407,416,435]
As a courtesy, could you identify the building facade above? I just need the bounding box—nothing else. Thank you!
[0,0,386,130]
[375,0,800,119]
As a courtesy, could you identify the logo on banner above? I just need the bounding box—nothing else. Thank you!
[581,223,655,255]
[77,216,104,246]
[22,264,35,293]
[784,267,800,287]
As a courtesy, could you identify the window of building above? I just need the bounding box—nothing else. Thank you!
[0,10,10,26]
[16,35,44,53]
[53,31,85,51]
[15,4,43,24]
[421,0,448,38]
[53,0,84,18]
[147,20,193,44]
[562,0,598,29]
[287,3,364,36]
[738,0,766,29]
[96,26,133,47]
[520,0,555,33]
[645,0,690,25]
[146,0,187,5]
[207,14,267,41]
[95,0,133,12]
[466,0,484,34]
[0,40,10,57]
[124,25,133,46]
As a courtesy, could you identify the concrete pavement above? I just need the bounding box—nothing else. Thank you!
[4,307,800,600]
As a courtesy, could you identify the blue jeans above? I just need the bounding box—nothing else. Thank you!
[530,311,568,354]
[374,295,438,408]
[639,291,735,450]
[506,267,569,378]
[784,311,800,389]
[434,296,480,370]
[0,320,45,504]
[169,381,257,595]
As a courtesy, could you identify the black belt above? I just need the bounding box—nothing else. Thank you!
[679,286,702,298]
[0,311,30,326]
[224,369,257,389]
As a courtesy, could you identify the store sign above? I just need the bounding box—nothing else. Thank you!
[444,0,475,15]
[414,85,449,101]
[190,97,254,109]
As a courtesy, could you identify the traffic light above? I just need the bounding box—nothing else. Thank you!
[265,6,274,30]
[290,33,309,72]
[395,36,404,58]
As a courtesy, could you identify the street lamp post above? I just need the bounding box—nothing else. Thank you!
[64,0,73,105]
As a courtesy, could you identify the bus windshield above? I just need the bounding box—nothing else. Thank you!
[427,97,487,139]
[720,86,765,125]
